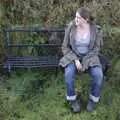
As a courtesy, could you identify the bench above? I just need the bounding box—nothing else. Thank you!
[3,27,65,72]
[2,26,110,75]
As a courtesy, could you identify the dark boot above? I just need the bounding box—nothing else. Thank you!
[69,100,81,113]
[86,99,97,112]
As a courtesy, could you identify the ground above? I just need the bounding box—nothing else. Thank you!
[0,61,120,120]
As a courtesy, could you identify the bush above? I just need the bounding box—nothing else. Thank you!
[102,27,120,58]
[0,0,120,61]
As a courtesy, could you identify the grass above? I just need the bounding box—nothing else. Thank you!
[0,65,120,120]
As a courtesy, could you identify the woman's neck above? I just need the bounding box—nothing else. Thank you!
[77,23,89,29]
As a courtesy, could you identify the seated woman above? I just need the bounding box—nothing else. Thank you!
[59,7,104,112]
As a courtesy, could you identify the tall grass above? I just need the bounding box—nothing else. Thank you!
[0,64,120,120]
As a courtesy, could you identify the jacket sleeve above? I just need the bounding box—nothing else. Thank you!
[62,22,78,60]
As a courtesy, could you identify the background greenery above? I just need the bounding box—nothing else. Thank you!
[0,0,120,58]
[0,0,120,120]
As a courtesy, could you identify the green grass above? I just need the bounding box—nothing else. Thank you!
[0,66,120,120]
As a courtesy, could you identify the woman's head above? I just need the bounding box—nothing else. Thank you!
[75,7,93,26]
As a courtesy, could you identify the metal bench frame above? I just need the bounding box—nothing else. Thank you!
[3,27,65,72]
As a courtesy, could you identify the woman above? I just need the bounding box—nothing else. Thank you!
[59,7,104,112]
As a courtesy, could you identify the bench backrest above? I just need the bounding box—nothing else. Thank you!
[3,27,65,71]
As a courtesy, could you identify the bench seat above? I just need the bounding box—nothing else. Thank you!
[4,56,60,71]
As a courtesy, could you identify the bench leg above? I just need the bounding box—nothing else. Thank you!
[8,64,11,72]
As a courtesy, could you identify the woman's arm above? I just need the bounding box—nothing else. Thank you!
[62,21,79,60]
[80,26,103,71]
[84,26,103,58]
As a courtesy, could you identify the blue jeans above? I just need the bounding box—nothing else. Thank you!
[64,63,103,102]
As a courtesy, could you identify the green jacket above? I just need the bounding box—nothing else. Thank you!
[59,20,103,71]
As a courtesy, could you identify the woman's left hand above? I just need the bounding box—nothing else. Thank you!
[75,59,82,72]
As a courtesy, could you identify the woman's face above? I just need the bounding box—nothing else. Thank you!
[75,12,88,26]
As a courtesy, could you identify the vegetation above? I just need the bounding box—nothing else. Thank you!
[0,66,120,120]
[0,0,120,58]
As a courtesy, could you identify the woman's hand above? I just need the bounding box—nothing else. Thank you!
[75,59,82,72]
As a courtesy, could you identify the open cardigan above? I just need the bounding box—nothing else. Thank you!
[59,20,103,72]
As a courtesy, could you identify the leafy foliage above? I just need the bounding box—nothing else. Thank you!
[0,0,120,59]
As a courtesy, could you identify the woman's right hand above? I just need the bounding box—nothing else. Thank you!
[75,59,82,72]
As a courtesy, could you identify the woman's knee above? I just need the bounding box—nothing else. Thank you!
[91,67,103,80]
[64,63,76,80]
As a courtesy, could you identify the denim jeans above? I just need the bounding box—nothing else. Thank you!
[64,63,103,102]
